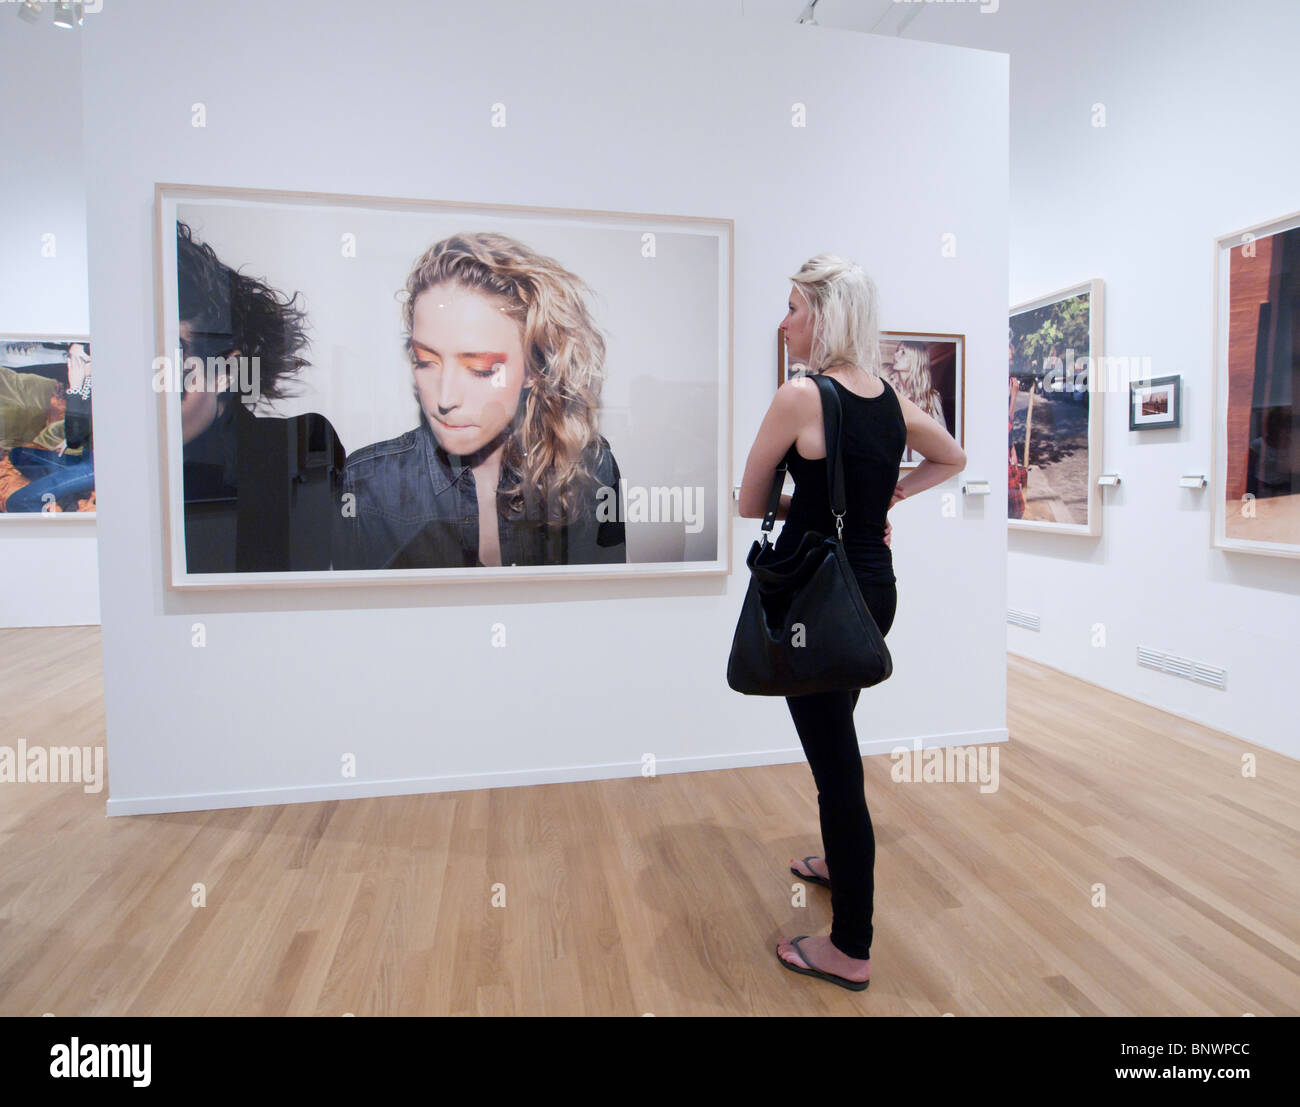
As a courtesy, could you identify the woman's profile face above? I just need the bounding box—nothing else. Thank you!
[410,282,529,456]
[780,285,814,363]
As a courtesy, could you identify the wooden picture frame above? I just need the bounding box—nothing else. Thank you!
[880,330,965,468]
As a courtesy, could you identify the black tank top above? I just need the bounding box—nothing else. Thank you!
[771,374,907,585]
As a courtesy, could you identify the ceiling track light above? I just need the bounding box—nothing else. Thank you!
[797,0,820,26]
[17,1,43,25]
[53,2,86,29]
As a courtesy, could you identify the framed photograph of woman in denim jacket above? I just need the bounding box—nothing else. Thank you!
[154,183,733,589]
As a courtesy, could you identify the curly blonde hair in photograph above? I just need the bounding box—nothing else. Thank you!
[789,253,882,375]
[401,232,609,525]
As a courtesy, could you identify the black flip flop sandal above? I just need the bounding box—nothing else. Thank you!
[790,856,831,889]
[776,935,870,992]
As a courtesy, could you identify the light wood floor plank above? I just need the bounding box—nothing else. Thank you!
[0,628,1295,1015]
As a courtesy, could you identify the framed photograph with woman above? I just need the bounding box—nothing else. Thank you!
[879,331,964,468]
[1007,279,1104,536]
[1212,209,1300,559]
[0,334,96,518]
[154,183,733,588]
[780,327,965,470]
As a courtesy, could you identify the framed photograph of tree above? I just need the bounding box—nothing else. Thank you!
[1007,280,1104,536]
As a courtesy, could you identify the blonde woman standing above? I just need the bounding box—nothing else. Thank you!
[737,254,966,990]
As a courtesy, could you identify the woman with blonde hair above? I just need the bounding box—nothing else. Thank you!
[736,252,966,990]
[337,231,626,569]
[886,341,948,428]
[885,341,948,464]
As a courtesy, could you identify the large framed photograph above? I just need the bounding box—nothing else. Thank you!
[154,183,732,588]
[1213,209,1300,559]
[881,331,964,467]
[1,334,95,518]
[1008,279,1104,535]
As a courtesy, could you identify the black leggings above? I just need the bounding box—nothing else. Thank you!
[784,578,897,961]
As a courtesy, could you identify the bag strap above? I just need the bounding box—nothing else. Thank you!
[817,374,847,537]
[759,373,847,542]
[759,457,787,539]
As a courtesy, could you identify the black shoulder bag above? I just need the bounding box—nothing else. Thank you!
[726,374,893,696]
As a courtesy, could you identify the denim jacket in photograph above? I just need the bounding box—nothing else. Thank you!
[333,413,627,570]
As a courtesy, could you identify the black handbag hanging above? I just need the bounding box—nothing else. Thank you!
[726,374,893,696]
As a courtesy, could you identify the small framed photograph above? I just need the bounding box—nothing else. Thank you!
[881,331,964,468]
[1129,374,1181,430]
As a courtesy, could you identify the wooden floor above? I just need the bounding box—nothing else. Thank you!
[1,626,1296,1016]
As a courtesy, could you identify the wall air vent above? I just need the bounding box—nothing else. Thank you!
[1137,646,1227,690]
[1007,608,1041,632]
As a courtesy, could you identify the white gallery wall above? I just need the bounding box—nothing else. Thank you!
[877,0,1300,760]
[80,0,1009,815]
[0,19,100,627]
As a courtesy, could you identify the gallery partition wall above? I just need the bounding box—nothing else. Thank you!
[82,0,1010,816]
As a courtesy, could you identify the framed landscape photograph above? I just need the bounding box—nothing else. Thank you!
[0,334,95,518]
[1129,374,1182,430]
[1008,279,1104,536]
[155,183,733,588]
[1213,209,1300,559]
[881,331,964,467]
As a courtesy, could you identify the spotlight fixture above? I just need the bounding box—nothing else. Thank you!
[53,2,84,29]
[18,2,43,25]
[797,0,819,26]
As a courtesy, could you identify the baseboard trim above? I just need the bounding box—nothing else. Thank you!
[104,726,1009,816]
